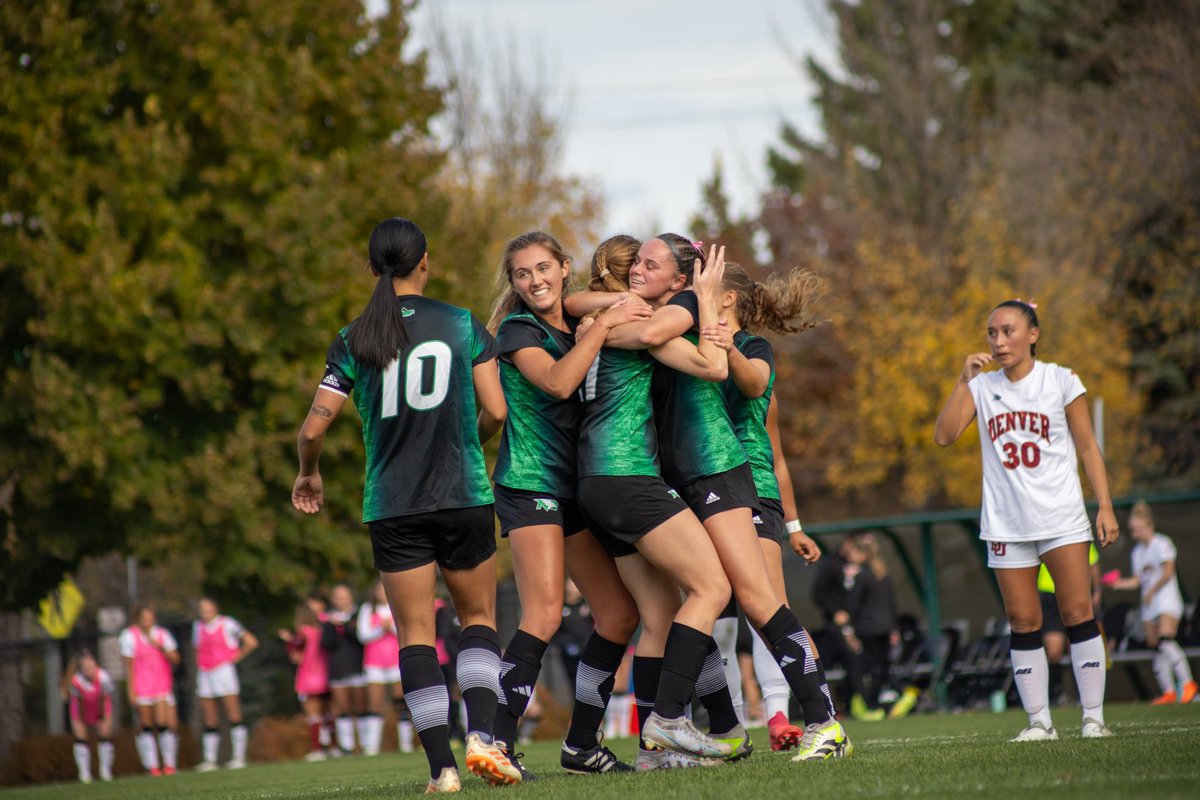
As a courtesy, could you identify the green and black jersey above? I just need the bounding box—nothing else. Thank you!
[723,331,779,500]
[492,309,582,498]
[577,348,660,478]
[320,294,501,523]
[650,291,748,487]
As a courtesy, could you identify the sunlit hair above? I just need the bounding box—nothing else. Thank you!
[589,235,640,293]
[1129,500,1154,527]
[655,232,705,286]
[721,263,824,334]
[487,231,572,333]
[992,300,1040,357]
[849,531,887,581]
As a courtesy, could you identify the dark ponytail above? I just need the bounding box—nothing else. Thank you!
[346,218,428,370]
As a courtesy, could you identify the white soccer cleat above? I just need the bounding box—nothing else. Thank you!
[303,750,327,762]
[790,720,852,761]
[1011,721,1058,742]
[634,748,724,770]
[224,758,247,770]
[425,767,462,794]
[1081,718,1113,738]
[195,760,219,772]
[641,712,733,758]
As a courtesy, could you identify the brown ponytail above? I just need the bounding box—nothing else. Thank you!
[722,263,824,334]
[589,235,640,292]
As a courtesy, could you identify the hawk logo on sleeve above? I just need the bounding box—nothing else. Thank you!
[401,307,415,318]
[534,498,559,512]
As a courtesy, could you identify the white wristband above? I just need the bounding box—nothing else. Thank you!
[785,519,803,534]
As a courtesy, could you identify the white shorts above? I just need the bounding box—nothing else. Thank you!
[134,692,176,707]
[985,528,1093,569]
[328,673,366,689]
[1140,590,1185,623]
[364,665,402,685]
[197,663,240,699]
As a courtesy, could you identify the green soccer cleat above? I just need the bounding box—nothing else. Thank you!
[790,720,852,762]
[711,724,754,761]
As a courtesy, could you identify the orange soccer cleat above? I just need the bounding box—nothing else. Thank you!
[1181,681,1198,704]
[1150,689,1177,706]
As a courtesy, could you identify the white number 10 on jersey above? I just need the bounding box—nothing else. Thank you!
[381,341,452,416]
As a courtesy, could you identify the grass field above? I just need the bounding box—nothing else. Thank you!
[5,704,1199,800]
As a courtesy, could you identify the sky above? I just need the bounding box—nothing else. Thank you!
[401,0,836,237]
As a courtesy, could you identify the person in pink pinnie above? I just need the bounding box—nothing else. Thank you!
[63,651,116,783]
[119,605,181,776]
[192,597,259,771]
[279,600,332,761]
[358,580,412,755]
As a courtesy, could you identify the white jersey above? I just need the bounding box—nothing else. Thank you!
[1132,533,1184,606]
[968,360,1091,542]
[118,624,178,658]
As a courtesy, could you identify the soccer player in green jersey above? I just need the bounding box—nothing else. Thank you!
[579,236,852,762]
[291,218,520,793]
[568,236,741,765]
[483,231,649,777]
[702,262,830,751]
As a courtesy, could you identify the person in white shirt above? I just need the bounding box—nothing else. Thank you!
[1108,501,1195,704]
[935,299,1119,741]
[192,598,258,771]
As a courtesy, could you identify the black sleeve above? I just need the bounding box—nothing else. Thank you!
[739,335,775,373]
[666,290,700,330]
[497,316,547,362]
[471,314,503,365]
[320,333,355,397]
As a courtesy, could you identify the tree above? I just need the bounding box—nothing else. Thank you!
[0,0,446,609]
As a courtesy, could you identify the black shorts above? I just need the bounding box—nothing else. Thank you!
[494,484,587,537]
[1039,591,1065,634]
[368,505,497,573]
[577,475,690,559]
[753,496,786,541]
[677,463,759,523]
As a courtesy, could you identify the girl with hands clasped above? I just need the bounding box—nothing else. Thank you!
[935,300,1118,742]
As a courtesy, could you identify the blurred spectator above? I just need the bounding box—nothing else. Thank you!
[812,533,897,721]
[322,584,366,754]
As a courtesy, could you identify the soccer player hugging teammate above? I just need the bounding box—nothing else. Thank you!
[561,235,739,768]
[485,232,650,777]
[935,299,1119,741]
[64,651,115,783]
[576,236,850,764]
[193,597,258,771]
[120,605,181,776]
[291,218,520,792]
[700,262,831,752]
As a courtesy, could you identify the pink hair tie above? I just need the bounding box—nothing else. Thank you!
[692,240,704,252]
[1015,297,1038,309]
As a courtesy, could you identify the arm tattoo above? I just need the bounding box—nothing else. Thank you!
[311,404,334,419]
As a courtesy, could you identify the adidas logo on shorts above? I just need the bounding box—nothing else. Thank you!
[780,655,797,667]
[511,685,533,697]
[752,515,763,525]
[534,498,558,512]
[705,492,720,505]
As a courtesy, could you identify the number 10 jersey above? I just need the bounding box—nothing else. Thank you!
[320,294,501,523]
[968,360,1091,542]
